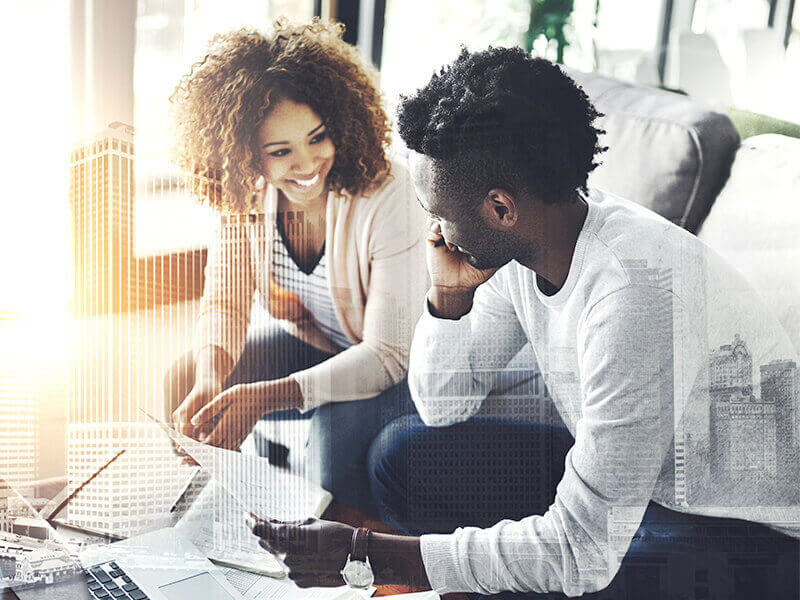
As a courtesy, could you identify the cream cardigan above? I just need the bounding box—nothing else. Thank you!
[193,159,429,410]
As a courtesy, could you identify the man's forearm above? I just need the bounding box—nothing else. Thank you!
[427,286,476,320]
[370,533,431,589]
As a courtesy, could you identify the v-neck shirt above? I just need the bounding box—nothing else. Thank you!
[271,216,352,351]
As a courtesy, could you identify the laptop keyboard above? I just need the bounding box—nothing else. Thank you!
[85,561,149,600]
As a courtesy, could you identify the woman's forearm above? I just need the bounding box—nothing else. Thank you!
[265,376,305,411]
[194,345,235,385]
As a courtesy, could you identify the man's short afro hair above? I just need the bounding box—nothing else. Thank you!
[398,46,606,203]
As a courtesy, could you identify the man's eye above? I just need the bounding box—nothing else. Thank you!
[310,131,327,144]
[268,148,290,158]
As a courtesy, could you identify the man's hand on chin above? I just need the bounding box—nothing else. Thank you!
[425,219,498,320]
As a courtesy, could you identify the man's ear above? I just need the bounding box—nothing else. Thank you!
[481,188,518,229]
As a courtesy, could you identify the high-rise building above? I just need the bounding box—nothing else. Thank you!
[66,422,193,539]
[69,122,209,317]
[761,359,799,445]
[0,321,38,488]
[618,261,679,505]
[760,359,799,498]
[70,121,135,317]
[68,122,212,538]
[709,334,753,392]
[709,335,778,500]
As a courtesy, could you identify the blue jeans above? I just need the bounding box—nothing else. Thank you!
[218,326,416,517]
[368,415,800,600]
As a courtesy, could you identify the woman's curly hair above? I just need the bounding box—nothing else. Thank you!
[398,46,606,204]
[170,18,392,213]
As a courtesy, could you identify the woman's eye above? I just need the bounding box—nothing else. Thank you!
[267,148,290,158]
[310,131,327,144]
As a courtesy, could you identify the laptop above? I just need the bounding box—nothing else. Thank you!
[78,527,244,600]
[64,427,245,600]
[8,429,244,600]
[2,474,241,600]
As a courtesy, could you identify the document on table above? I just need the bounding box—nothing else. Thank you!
[139,407,332,522]
[167,425,333,522]
[174,477,288,577]
[151,416,331,577]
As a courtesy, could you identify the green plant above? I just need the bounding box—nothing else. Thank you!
[524,0,574,63]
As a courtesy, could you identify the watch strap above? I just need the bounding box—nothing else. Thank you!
[351,527,370,562]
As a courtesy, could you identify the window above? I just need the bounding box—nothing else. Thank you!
[380,0,530,125]
[585,0,665,83]
[380,0,667,126]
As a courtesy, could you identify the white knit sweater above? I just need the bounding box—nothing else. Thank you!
[412,189,800,596]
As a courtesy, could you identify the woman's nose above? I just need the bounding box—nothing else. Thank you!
[292,146,316,174]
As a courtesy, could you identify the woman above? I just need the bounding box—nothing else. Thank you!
[165,18,427,516]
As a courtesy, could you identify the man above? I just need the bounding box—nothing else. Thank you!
[251,47,800,598]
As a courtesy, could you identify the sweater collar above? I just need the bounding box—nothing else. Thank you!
[533,189,601,308]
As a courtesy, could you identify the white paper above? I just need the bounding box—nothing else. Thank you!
[221,567,374,600]
[175,479,287,577]
[169,428,332,521]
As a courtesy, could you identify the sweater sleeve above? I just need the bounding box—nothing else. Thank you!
[420,285,682,597]
[407,271,528,427]
[292,168,429,409]
[193,216,256,366]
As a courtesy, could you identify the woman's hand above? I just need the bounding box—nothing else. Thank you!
[191,378,303,450]
[172,376,224,440]
[269,278,313,325]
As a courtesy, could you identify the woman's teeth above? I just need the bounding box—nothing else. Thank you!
[291,173,320,187]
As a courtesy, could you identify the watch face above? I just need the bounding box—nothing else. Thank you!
[342,559,374,589]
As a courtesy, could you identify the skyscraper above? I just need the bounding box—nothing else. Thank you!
[70,121,135,318]
[69,122,208,317]
[709,334,753,392]
[760,359,799,499]
[709,335,778,500]
[66,422,193,539]
[618,260,678,505]
[0,363,37,487]
[760,359,799,446]
[67,122,211,537]
[0,318,38,488]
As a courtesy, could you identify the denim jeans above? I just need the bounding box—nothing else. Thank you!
[164,324,416,517]
[367,415,800,600]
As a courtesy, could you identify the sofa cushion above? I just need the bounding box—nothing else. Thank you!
[568,69,740,232]
[697,134,800,354]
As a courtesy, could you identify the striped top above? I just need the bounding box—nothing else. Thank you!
[271,215,353,351]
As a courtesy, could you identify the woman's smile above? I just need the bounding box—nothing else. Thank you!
[258,99,337,207]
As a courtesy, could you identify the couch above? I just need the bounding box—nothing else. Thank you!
[482,69,800,418]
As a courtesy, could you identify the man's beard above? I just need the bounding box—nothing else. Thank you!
[465,247,512,271]
[464,231,518,270]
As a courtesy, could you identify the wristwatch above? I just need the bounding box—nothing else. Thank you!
[340,527,374,589]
